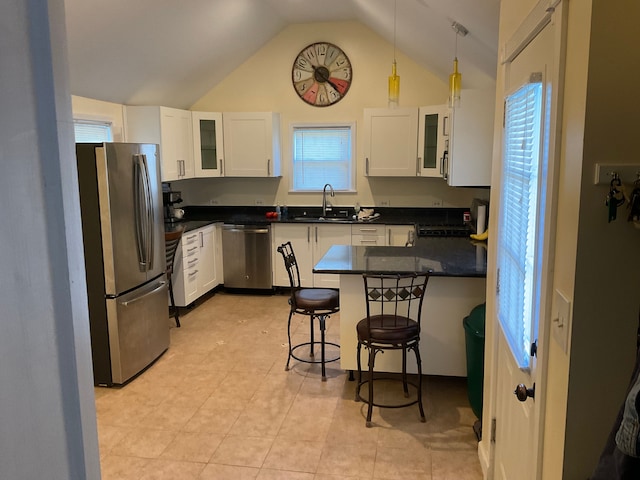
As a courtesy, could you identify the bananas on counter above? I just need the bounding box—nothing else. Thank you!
[470,228,489,241]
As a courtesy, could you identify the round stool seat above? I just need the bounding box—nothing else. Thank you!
[294,288,339,312]
[357,315,419,344]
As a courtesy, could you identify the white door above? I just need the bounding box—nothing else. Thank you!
[492,4,564,479]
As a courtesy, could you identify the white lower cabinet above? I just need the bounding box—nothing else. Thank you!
[272,223,350,288]
[387,225,416,246]
[172,223,222,307]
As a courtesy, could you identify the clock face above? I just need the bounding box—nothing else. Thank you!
[292,42,352,107]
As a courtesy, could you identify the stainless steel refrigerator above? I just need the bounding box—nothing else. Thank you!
[76,143,169,386]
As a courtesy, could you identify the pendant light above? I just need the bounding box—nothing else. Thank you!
[388,0,400,107]
[449,21,468,108]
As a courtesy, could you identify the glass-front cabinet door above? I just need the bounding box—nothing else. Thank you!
[192,111,224,177]
[417,104,449,178]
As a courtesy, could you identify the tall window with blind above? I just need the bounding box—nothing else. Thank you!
[497,78,544,369]
[291,124,354,191]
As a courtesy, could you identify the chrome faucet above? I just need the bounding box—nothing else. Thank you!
[322,183,335,217]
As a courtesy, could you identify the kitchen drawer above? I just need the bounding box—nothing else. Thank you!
[352,234,386,246]
[351,224,387,246]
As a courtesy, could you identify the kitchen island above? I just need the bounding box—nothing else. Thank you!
[314,238,487,376]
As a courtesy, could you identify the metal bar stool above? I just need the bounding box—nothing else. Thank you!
[277,241,340,381]
[356,273,430,427]
[165,228,183,327]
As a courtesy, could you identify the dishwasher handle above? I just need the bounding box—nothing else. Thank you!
[223,225,270,235]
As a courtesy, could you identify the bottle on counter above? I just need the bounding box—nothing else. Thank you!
[282,204,288,219]
[275,203,281,220]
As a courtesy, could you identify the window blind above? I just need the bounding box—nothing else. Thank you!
[292,126,353,191]
[497,80,543,368]
[74,120,112,143]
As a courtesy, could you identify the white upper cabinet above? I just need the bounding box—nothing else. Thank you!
[222,112,281,177]
[363,107,419,177]
[125,106,193,182]
[445,88,495,186]
[192,111,224,178]
[417,104,449,178]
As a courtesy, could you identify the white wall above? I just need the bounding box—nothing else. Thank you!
[0,0,99,478]
[72,95,126,141]
[180,21,490,209]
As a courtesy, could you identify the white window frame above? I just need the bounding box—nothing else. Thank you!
[289,122,356,192]
[497,77,544,369]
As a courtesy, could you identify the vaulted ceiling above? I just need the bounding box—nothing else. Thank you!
[63,0,500,109]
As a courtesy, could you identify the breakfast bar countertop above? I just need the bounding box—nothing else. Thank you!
[313,238,488,278]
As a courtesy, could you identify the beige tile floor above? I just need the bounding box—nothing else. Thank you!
[95,290,483,480]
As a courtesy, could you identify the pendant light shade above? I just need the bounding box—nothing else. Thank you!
[449,22,468,108]
[388,0,400,107]
[449,58,461,108]
[389,61,400,107]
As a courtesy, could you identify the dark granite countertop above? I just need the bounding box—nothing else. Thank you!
[313,237,487,277]
[164,220,220,233]
[176,205,471,228]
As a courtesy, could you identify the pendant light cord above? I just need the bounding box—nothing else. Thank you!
[393,0,397,62]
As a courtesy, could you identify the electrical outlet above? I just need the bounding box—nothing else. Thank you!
[380,200,391,207]
[210,199,219,205]
[432,199,442,207]
[255,199,264,206]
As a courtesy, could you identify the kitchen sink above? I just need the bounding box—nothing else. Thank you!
[292,216,352,223]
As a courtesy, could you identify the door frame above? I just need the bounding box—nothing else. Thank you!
[480,1,568,477]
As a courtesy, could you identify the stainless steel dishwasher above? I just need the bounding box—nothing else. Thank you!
[222,224,272,289]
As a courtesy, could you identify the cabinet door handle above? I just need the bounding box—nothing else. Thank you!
[442,114,450,136]
[442,151,449,180]
[315,226,318,243]
[220,158,224,176]
[307,226,310,243]
[359,228,377,232]
[365,157,369,175]
[360,239,378,244]
[388,230,391,245]
[200,231,203,247]
[267,159,271,176]
[417,157,421,176]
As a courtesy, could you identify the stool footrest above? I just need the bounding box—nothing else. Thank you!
[290,342,340,365]
[355,377,421,409]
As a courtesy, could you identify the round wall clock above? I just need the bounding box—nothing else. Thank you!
[292,42,352,107]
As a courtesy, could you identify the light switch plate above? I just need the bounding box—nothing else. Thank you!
[552,289,571,353]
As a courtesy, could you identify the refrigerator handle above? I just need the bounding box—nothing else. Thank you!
[121,281,167,306]
[133,155,147,270]
[140,154,154,270]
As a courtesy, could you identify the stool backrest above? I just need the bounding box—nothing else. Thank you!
[164,230,183,275]
[363,273,430,328]
[277,241,301,290]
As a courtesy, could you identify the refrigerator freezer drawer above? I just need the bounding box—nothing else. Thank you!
[105,278,169,385]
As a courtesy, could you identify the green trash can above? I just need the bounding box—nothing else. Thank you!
[463,303,486,419]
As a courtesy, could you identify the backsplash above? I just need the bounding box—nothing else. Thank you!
[170,176,489,209]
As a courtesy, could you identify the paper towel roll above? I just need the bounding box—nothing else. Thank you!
[477,204,487,234]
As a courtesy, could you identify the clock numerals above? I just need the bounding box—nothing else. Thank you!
[325,45,340,66]
[292,42,351,107]
[302,82,320,105]
[315,43,327,66]
[295,56,313,72]
[293,68,313,82]
[303,46,319,66]
[330,67,351,82]
[328,78,350,95]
